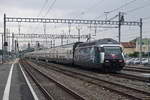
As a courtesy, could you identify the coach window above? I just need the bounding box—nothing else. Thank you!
[90,47,94,55]
[79,48,83,55]
[86,47,90,54]
[84,48,87,54]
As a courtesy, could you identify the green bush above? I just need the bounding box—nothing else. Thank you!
[129,52,148,57]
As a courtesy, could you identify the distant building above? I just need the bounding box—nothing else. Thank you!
[121,38,150,55]
[121,42,136,55]
[131,38,150,53]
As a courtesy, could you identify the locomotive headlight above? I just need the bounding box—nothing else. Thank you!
[119,60,123,62]
[105,60,109,62]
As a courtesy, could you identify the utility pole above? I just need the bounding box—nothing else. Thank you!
[139,18,143,64]
[50,40,52,48]
[43,23,48,47]
[88,24,91,41]
[68,23,71,35]
[28,42,30,49]
[15,40,17,57]
[76,26,82,42]
[118,12,121,44]
[61,35,64,45]
[17,41,19,57]
[93,24,97,36]
[118,12,124,44]
[61,30,64,45]
[8,29,10,55]
[86,34,91,42]
[2,34,3,64]
[18,22,20,55]
[3,14,7,63]
[18,22,21,34]
[12,33,14,52]
[68,23,71,44]
[104,12,109,20]
[78,28,80,42]
[53,40,55,47]
[148,38,150,64]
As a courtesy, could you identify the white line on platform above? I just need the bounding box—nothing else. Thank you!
[19,63,39,100]
[2,64,14,100]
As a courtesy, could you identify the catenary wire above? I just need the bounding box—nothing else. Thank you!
[44,0,57,17]
[95,0,137,19]
[31,0,57,34]
[108,0,137,13]
[27,0,49,34]
[125,2,150,13]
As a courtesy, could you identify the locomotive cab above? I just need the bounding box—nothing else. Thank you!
[96,45,125,72]
[74,38,125,72]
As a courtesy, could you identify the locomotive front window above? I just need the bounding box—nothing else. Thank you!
[104,46,122,54]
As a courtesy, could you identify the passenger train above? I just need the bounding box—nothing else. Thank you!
[25,38,125,72]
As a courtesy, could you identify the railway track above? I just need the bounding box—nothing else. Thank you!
[109,72,150,83]
[123,67,150,73]
[32,60,150,83]
[20,60,86,100]
[126,66,150,71]
[28,59,150,100]
[20,60,54,100]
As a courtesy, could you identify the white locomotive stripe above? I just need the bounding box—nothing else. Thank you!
[2,64,14,100]
[19,63,39,100]
[141,73,150,77]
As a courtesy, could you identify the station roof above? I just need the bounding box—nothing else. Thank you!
[121,42,136,48]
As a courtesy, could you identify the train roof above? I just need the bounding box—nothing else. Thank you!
[78,38,119,47]
[53,42,83,48]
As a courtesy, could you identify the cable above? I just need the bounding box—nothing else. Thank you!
[37,0,49,17]
[31,0,57,35]
[95,0,137,19]
[143,16,150,20]
[108,0,137,13]
[27,0,48,33]
[108,15,119,20]
[44,0,56,17]
[80,0,105,16]
[126,2,150,13]
[122,30,150,37]
[94,0,141,38]
[94,13,105,19]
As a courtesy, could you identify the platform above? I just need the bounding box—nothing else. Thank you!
[0,59,45,100]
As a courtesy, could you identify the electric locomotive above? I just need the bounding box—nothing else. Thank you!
[74,38,125,72]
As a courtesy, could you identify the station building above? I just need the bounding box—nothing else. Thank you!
[121,38,150,55]
[121,42,136,55]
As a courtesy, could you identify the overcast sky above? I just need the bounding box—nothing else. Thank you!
[0,0,150,49]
